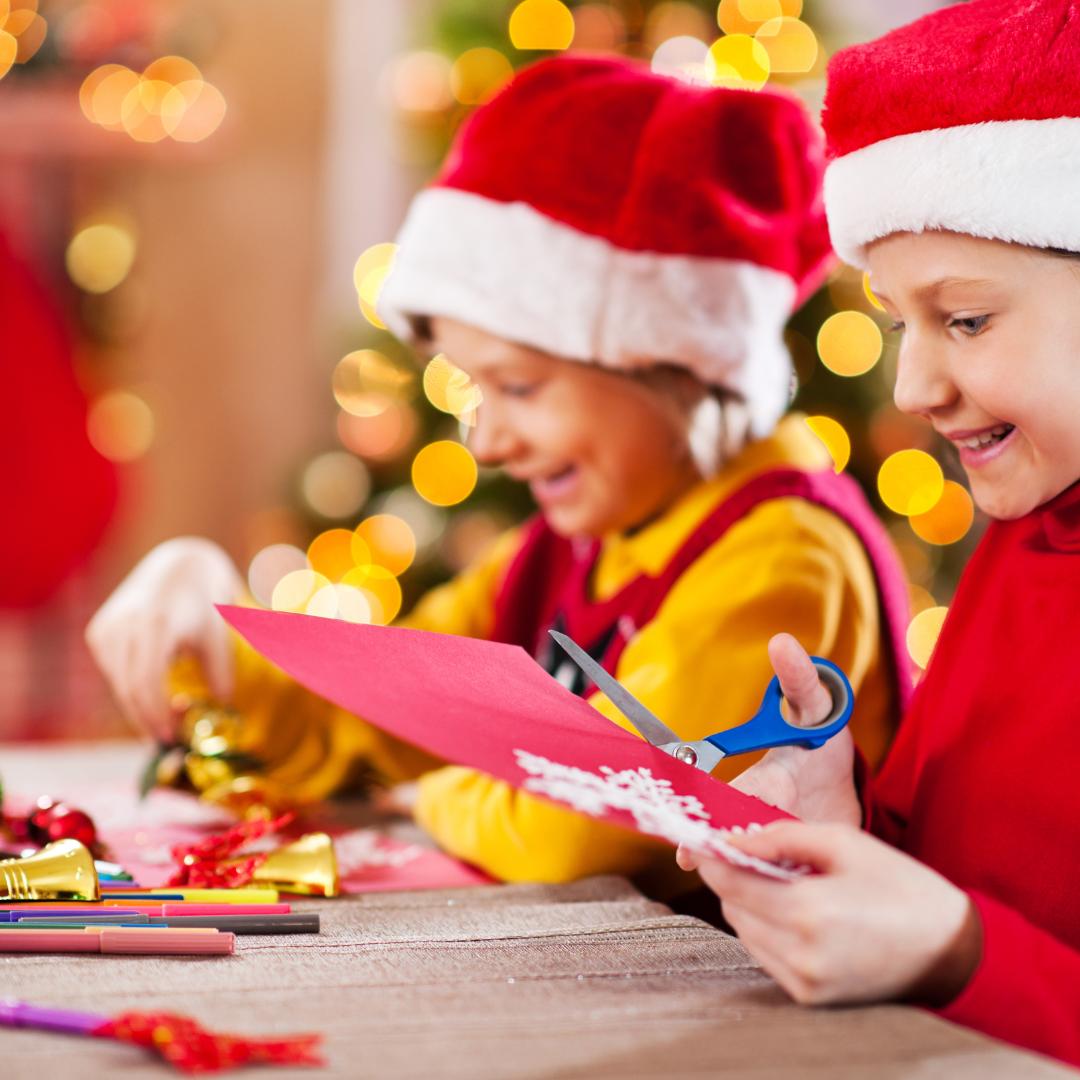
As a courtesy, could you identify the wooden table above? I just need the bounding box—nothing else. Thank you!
[0,741,1072,1079]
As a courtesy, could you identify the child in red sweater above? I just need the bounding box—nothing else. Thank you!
[679,0,1080,1066]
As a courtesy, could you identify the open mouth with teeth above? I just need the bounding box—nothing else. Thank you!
[956,424,1015,450]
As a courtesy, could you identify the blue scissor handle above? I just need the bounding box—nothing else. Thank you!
[704,657,854,757]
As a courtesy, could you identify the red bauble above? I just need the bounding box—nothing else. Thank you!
[44,808,98,850]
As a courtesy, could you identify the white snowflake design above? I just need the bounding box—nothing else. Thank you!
[513,749,805,881]
[333,829,422,876]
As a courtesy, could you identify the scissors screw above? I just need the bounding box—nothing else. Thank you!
[674,745,698,767]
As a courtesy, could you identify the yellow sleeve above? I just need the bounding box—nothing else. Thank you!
[168,527,524,799]
[414,497,894,884]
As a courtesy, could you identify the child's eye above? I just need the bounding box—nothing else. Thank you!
[887,319,906,333]
[501,382,538,398]
[948,314,990,336]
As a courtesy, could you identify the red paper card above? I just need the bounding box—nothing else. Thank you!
[222,606,798,878]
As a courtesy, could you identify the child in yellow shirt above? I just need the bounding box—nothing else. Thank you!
[88,56,911,885]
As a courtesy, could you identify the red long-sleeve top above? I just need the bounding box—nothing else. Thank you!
[866,482,1080,1065]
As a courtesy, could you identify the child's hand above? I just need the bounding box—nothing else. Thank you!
[86,537,243,743]
[681,822,979,1006]
[726,633,861,827]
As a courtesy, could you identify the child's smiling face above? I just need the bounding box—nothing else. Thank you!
[428,317,704,538]
[867,232,1080,520]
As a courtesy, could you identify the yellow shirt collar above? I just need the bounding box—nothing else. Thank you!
[593,413,832,599]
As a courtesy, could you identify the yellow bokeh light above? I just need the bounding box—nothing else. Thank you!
[805,415,850,473]
[79,64,127,122]
[66,222,137,294]
[271,569,331,614]
[862,271,886,312]
[386,51,453,114]
[342,564,403,625]
[353,243,396,330]
[306,583,373,624]
[878,449,945,517]
[143,55,202,85]
[907,583,937,617]
[451,47,513,105]
[247,543,307,608]
[86,390,155,463]
[91,67,141,130]
[162,81,227,143]
[353,514,416,577]
[909,480,975,545]
[651,34,710,82]
[307,528,359,582]
[423,354,483,423]
[0,1,9,26]
[333,350,412,418]
[121,78,172,143]
[717,0,800,36]
[906,605,949,669]
[509,0,575,50]
[301,451,371,519]
[816,310,883,377]
[0,31,17,80]
[754,16,817,73]
[10,10,45,63]
[412,441,478,507]
[706,34,770,90]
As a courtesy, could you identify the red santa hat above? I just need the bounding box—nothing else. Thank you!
[378,55,831,437]
[823,0,1080,268]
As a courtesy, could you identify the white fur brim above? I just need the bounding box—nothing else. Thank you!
[825,117,1080,268]
[377,188,797,438]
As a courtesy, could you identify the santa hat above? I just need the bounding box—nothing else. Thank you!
[378,55,831,437]
[823,0,1080,268]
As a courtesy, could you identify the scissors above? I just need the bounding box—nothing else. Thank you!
[549,630,854,774]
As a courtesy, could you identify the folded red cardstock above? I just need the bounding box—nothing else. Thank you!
[221,606,798,878]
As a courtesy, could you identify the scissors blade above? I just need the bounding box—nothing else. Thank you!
[549,630,682,748]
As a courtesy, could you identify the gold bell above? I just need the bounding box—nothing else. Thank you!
[239,833,339,897]
[0,839,100,901]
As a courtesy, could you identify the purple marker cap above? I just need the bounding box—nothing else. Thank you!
[0,999,105,1035]
[10,908,143,922]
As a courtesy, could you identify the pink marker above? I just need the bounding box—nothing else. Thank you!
[102,903,291,917]
[0,927,235,955]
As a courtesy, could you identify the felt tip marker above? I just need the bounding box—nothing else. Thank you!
[0,927,235,955]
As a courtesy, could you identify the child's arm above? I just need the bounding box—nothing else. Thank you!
[413,499,888,882]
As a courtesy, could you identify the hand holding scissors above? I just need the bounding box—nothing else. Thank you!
[549,630,853,775]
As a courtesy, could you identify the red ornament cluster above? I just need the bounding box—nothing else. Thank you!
[167,812,295,889]
[5,796,101,855]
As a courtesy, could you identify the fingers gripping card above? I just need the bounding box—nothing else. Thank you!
[220,607,799,879]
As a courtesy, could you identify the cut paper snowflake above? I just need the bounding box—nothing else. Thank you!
[333,829,422,876]
[513,749,805,881]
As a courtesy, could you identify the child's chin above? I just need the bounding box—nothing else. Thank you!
[542,504,605,539]
[970,480,1036,521]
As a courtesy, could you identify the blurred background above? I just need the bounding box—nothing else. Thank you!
[0,0,971,742]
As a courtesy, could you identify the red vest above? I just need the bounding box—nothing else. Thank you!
[490,468,913,719]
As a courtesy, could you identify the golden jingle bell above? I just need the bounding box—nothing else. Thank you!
[0,838,100,901]
[231,833,340,897]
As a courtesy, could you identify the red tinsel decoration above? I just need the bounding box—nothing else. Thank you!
[94,1010,323,1074]
[167,812,295,888]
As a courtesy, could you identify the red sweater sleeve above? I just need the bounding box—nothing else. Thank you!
[936,891,1080,1067]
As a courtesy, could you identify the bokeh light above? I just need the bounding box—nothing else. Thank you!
[353,514,416,577]
[412,441,478,507]
[306,583,373,623]
[907,583,937,616]
[754,16,817,73]
[817,310,883,377]
[353,243,397,330]
[301,451,371,519]
[509,0,575,50]
[717,0,802,36]
[450,47,513,105]
[86,390,154,462]
[337,402,419,462]
[804,415,850,473]
[862,271,886,312]
[423,354,482,424]
[7,6,45,63]
[706,34,770,89]
[307,528,359,581]
[906,606,949,669]
[909,480,975,545]
[333,349,413,417]
[385,50,453,113]
[162,81,227,143]
[341,564,402,625]
[247,544,307,608]
[66,222,137,294]
[651,35,710,82]
[878,449,945,517]
[571,3,626,50]
[121,77,171,143]
[271,569,331,614]
[377,486,447,555]
[0,30,17,81]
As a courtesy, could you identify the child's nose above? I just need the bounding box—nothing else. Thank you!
[892,339,957,418]
[468,403,521,467]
